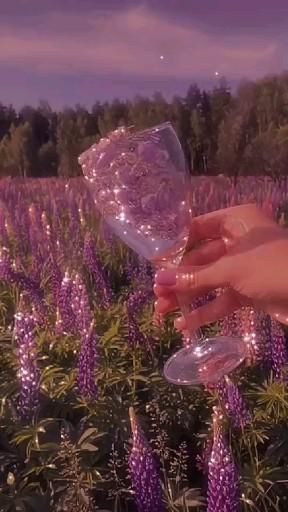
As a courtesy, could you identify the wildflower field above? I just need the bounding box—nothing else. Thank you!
[0,176,288,512]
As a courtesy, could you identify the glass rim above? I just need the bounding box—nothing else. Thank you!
[79,121,176,165]
[128,121,174,137]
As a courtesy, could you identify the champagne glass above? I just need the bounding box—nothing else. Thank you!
[79,122,247,385]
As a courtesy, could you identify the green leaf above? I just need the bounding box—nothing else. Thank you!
[77,427,98,446]
[80,442,99,452]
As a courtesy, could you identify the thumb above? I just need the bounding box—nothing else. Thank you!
[155,257,232,294]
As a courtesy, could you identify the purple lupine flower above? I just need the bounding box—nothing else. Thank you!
[192,291,216,310]
[48,259,62,307]
[126,288,152,317]
[217,289,243,339]
[207,407,240,512]
[28,224,43,281]
[28,205,44,271]
[270,319,288,380]
[41,211,57,257]
[126,288,151,347]
[125,257,153,289]
[15,272,47,326]
[254,311,272,369]
[218,377,251,429]
[129,408,165,512]
[66,202,84,264]
[10,208,27,262]
[221,304,272,368]
[14,309,39,420]
[127,316,147,346]
[77,322,98,399]
[56,272,77,335]
[71,275,97,398]
[137,258,153,286]
[237,308,272,367]
[0,247,16,282]
[83,234,113,308]
[0,247,47,326]
[71,273,92,333]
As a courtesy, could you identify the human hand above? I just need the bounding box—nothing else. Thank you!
[154,204,288,331]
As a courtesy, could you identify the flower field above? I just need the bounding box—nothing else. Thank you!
[0,176,287,512]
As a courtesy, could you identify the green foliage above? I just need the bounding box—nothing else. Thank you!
[2,72,288,178]
[0,234,288,511]
[0,122,37,177]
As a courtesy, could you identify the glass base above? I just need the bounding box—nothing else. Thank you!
[163,336,248,386]
[269,309,288,326]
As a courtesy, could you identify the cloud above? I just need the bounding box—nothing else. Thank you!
[0,5,282,80]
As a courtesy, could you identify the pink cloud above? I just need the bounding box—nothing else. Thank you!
[0,6,282,79]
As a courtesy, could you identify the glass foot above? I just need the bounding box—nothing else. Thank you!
[163,336,248,386]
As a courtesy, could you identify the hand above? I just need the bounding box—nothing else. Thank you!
[154,204,288,331]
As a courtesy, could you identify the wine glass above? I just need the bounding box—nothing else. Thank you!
[79,122,247,385]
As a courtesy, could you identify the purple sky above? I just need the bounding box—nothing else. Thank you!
[1,0,288,108]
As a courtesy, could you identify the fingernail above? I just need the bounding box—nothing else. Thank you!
[174,316,186,330]
[155,270,176,286]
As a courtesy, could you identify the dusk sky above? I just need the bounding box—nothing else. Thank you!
[1,0,288,109]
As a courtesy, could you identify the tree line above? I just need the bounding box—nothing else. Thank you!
[1,73,288,179]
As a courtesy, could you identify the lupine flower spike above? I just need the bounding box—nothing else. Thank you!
[207,406,240,512]
[83,234,113,308]
[56,271,77,335]
[129,407,165,512]
[14,305,39,420]
[77,321,98,399]
[222,376,251,429]
[270,318,288,379]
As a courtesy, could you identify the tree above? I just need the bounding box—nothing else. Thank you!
[19,106,50,148]
[2,73,288,178]
[0,103,17,140]
[38,100,58,143]
[0,122,36,177]
[243,125,288,181]
[186,83,202,111]
[170,96,192,167]
[38,141,59,177]
[98,99,129,136]
[216,111,248,181]
[56,107,98,177]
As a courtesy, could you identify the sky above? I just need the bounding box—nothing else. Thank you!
[0,0,288,108]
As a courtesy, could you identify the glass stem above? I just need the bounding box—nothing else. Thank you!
[176,292,204,343]
[169,251,205,343]
[162,254,204,343]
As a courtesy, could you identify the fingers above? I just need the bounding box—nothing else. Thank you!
[183,238,226,266]
[173,288,240,331]
[154,284,201,299]
[188,211,224,246]
[187,203,260,246]
[153,239,226,315]
[155,257,231,295]
[154,285,212,315]
[155,296,178,315]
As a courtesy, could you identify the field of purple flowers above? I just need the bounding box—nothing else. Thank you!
[0,176,287,512]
